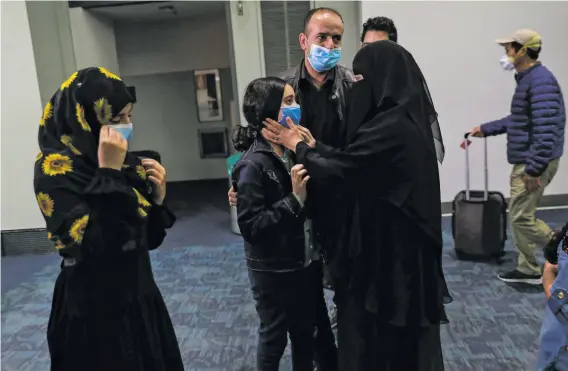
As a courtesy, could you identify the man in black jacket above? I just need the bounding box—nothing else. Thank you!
[279,14,401,339]
[278,9,354,370]
[229,7,354,371]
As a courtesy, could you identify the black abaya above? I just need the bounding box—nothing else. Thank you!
[294,41,451,371]
[34,68,183,370]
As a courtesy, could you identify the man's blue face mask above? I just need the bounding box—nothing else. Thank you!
[307,44,341,72]
[278,105,301,128]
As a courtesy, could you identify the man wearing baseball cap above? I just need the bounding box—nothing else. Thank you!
[470,29,566,285]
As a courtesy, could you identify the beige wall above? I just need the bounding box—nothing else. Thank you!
[361,1,568,201]
[1,1,46,230]
[25,1,76,105]
[69,7,120,74]
[313,0,360,68]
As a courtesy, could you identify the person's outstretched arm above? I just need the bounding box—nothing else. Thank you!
[480,116,511,137]
[294,110,403,186]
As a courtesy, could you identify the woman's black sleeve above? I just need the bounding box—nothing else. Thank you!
[39,168,143,260]
[295,110,403,186]
[146,204,176,251]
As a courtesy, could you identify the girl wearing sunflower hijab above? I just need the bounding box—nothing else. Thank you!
[34,67,184,371]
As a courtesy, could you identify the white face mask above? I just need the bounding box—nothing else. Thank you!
[500,55,515,71]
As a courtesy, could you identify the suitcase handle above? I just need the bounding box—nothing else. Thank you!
[464,132,488,201]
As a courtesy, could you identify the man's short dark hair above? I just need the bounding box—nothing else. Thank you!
[303,7,344,33]
[511,41,541,60]
[361,16,398,43]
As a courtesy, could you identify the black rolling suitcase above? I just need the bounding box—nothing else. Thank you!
[452,133,507,261]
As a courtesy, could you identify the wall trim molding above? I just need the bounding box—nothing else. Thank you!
[68,1,165,10]
[3,192,566,256]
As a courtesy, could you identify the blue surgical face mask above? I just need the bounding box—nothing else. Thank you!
[279,105,301,128]
[307,44,341,72]
[113,123,133,141]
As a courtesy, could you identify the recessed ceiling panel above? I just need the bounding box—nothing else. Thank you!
[87,1,225,22]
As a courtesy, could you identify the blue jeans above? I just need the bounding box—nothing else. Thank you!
[537,250,568,370]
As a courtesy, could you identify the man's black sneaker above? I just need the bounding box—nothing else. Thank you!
[497,270,542,285]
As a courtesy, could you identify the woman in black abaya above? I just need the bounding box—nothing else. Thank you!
[262,41,452,371]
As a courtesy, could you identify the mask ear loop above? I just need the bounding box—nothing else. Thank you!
[524,34,542,49]
[508,35,541,63]
[518,35,542,57]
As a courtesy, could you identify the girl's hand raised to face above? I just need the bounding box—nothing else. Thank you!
[98,126,128,170]
[262,117,304,152]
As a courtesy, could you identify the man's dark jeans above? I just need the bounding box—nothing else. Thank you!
[248,261,337,371]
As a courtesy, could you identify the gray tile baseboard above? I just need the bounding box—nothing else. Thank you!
[1,228,53,256]
[441,193,568,214]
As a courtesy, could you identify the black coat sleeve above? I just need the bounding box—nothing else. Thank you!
[146,204,176,250]
[232,161,305,244]
[314,141,338,157]
[295,108,404,186]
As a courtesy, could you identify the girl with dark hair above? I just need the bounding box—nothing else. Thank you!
[34,67,183,370]
[231,77,324,371]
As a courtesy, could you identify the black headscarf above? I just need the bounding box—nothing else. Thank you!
[348,41,445,163]
[345,41,445,247]
[34,67,151,249]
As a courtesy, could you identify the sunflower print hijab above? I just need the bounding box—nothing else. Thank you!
[34,67,152,254]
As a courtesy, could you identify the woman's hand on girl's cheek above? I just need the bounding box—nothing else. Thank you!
[263,118,283,135]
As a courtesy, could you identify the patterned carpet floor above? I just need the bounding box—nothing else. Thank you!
[2,207,567,371]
